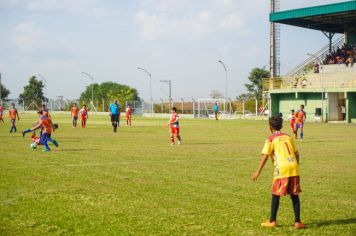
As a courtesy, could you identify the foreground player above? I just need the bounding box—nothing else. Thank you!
[126,104,132,127]
[167,107,181,145]
[9,103,19,133]
[252,115,304,229]
[109,100,120,132]
[80,104,88,128]
[295,105,306,141]
[71,103,79,128]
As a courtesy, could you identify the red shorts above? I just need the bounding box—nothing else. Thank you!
[272,176,301,196]
[81,116,87,120]
[170,126,179,134]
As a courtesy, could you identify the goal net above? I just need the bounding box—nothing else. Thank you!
[197,99,226,118]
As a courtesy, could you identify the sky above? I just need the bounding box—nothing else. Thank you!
[0,0,345,101]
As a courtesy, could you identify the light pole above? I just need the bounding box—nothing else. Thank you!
[307,53,324,122]
[137,67,153,114]
[181,97,184,114]
[81,71,96,111]
[160,80,172,112]
[38,74,47,105]
[218,60,228,115]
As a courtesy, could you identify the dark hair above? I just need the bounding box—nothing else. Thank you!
[37,110,43,115]
[269,115,283,131]
[300,104,305,108]
[291,109,295,112]
[172,107,177,112]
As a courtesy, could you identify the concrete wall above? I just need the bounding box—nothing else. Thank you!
[271,92,326,121]
[347,92,356,123]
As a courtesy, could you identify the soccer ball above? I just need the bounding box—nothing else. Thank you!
[30,143,37,149]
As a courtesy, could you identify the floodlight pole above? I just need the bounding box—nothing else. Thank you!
[137,67,153,114]
[218,60,228,115]
[181,97,184,114]
[38,74,47,105]
[160,80,172,112]
[307,53,324,122]
[81,71,96,112]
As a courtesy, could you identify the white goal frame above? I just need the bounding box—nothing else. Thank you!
[197,99,226,118]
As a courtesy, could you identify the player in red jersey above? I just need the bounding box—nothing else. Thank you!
[0,102,4,123]
[167,107,181,145]
[295,105,306,141]
[290,109,297,138]
[79,104,88,128]
[126,105,132,127]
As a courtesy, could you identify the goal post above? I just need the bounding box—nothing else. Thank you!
[197,99,226,118]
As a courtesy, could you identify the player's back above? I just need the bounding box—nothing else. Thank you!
[268,133,299,178]
[71,107,79,116]
[40,116,52,133]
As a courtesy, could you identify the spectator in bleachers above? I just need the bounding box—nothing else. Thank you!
[313,62,319,73]
[324,43,356,67]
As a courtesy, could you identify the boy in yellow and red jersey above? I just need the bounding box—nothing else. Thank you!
[167,107,181,145]
[79,104,88,128]
[295,105,306,140]
[9,103,19,133]
[252,115,304,229]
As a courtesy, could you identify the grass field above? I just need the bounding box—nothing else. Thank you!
[0,113,355,235]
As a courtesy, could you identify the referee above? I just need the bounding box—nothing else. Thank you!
[109,99,121,132]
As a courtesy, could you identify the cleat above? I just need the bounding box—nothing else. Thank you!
[22,131,25,138]
[53,140,59,148]
[261,220,277,228]
[43,148,50,152]
[294,222,305,229]
[170,143,174,146]
[178,141,181,145]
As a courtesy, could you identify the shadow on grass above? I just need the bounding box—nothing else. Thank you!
[55,148,100,152]
[308,218,356,227]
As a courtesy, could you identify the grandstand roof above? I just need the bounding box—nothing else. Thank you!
[270,1,356,33]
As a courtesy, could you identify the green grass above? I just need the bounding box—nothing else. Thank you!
[0,114,355,235]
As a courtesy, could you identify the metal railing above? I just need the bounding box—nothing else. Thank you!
[285,36,345,77]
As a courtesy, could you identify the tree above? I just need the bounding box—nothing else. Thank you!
[210,90,223,99]
[0,82,10,101]
[244,67,270,100]
[18,76,46,109]
[79,82,140,108]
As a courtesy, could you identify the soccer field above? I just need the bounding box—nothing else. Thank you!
[1,114,355,235]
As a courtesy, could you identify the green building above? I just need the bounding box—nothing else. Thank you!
[268,1,356,123]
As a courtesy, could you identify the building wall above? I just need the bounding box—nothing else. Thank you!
[271,92,326,121]
[347,92,356,123]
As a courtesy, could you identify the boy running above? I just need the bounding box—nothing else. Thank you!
[9,103,19,133]
[252,115,304,229]
[30,112,58,152]
[79,104,88,128]
[126,104,132,127]
[295,105,306,140]
[71,103,79,128]
[167,107,181,145]
[109,100,120,132]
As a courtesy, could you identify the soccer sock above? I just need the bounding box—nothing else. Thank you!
[14,126,17,132]
[170,136,174,143]
[40,135,50,150]
[177,135,181,141]
[270,194,280,222]
[23,129,32,134]
[291,195,301,223]
[300,132,303,139]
